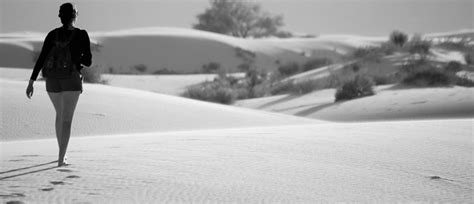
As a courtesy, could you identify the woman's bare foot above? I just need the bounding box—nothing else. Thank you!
[58,156,69,167]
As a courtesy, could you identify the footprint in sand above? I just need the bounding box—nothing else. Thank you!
[50,181,65,185]
[6,201,25,204]
[57,169,73,173]
[8,159,25,162]
[40,187,54,191]
[429,176,442,180]
[91,113,106,117]
[19,155,40,158]
[66,175,80,179]
[411,101,427,105]
[0,193,25,198]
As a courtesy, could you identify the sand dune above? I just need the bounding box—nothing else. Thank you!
[1,27,384,74]
[0,78,318,141]
[236,85,474,122]
[1,119,472,203]
[1,28,473,203]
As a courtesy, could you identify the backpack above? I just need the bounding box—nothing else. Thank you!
[42,28,77,79]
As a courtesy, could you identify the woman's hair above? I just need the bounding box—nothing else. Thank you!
[58,3,78,25]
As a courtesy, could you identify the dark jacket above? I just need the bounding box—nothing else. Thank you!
[30,27,92,81]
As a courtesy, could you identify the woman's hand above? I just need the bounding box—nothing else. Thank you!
[26,80,34,99]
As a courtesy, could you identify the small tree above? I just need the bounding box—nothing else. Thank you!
[389,30,408,47]
[193,0,284,38]
[408,35,432,60]
[202,62,221,73]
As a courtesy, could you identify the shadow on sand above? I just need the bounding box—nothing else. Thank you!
[0,161,57,180]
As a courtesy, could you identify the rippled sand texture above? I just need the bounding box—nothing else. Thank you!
[1,120,472,203]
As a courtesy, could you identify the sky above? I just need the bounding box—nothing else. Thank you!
[1,0,472,36]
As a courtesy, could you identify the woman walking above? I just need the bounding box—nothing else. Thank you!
[26,3,92,167]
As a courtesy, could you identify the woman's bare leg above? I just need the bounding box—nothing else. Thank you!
[58,91,80,166]
[47,92,64,150]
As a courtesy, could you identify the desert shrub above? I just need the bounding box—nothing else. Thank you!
[107,67,115,74]
[379,42,398,55]
[437,38,473,51]
[202,62,221,73]
[274,31,293,38]
[398,58,430,74]
[303,57,333,71]
[389,30,408,47]
[270,71,353,95]
[81,66,108,84]
[294,80,322,94]
[444,61,462,73]
[350,63,360,72]
[300,34,318,38]
[407,39,432,59]
[335,75,375,102]
[454,74,474,87]
[401,69,455,87]
[183,82,236,104]
[270,81,295,95]
[398,59,474,87]
[133,64,147,73]
[464,53,473,65]
[352,47,374,58]
[153,68,178,75]
[183,69,269,103]
[352,46,382,62]
[278,62,300,76]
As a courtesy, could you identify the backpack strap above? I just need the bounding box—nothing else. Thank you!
[55,27,76,45]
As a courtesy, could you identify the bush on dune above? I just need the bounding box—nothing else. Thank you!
[398,60,474,87]
[182,79,237,104]
[444,61,462,73]
[153,68,179,75]
[202,62,221,73]
[352,46,383,62]
[335,75,375,102]
[464,53,473,65]
[436,38,473,52]
[406,37,432,59]
[401,69,455,87]
[278,62,300,76]
[182,69,269,104]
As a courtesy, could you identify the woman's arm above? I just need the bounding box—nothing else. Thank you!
[80,30,92,67]
[29,30,54,81]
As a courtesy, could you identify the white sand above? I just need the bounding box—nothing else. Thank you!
[1,27,385,74]
[236,85,474,122]
[1,28,473,202]
[1,119,472,203]
[0,78,317,141]
[101,74,217,96]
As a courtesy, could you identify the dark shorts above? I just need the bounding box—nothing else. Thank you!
[46,70,83,93]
